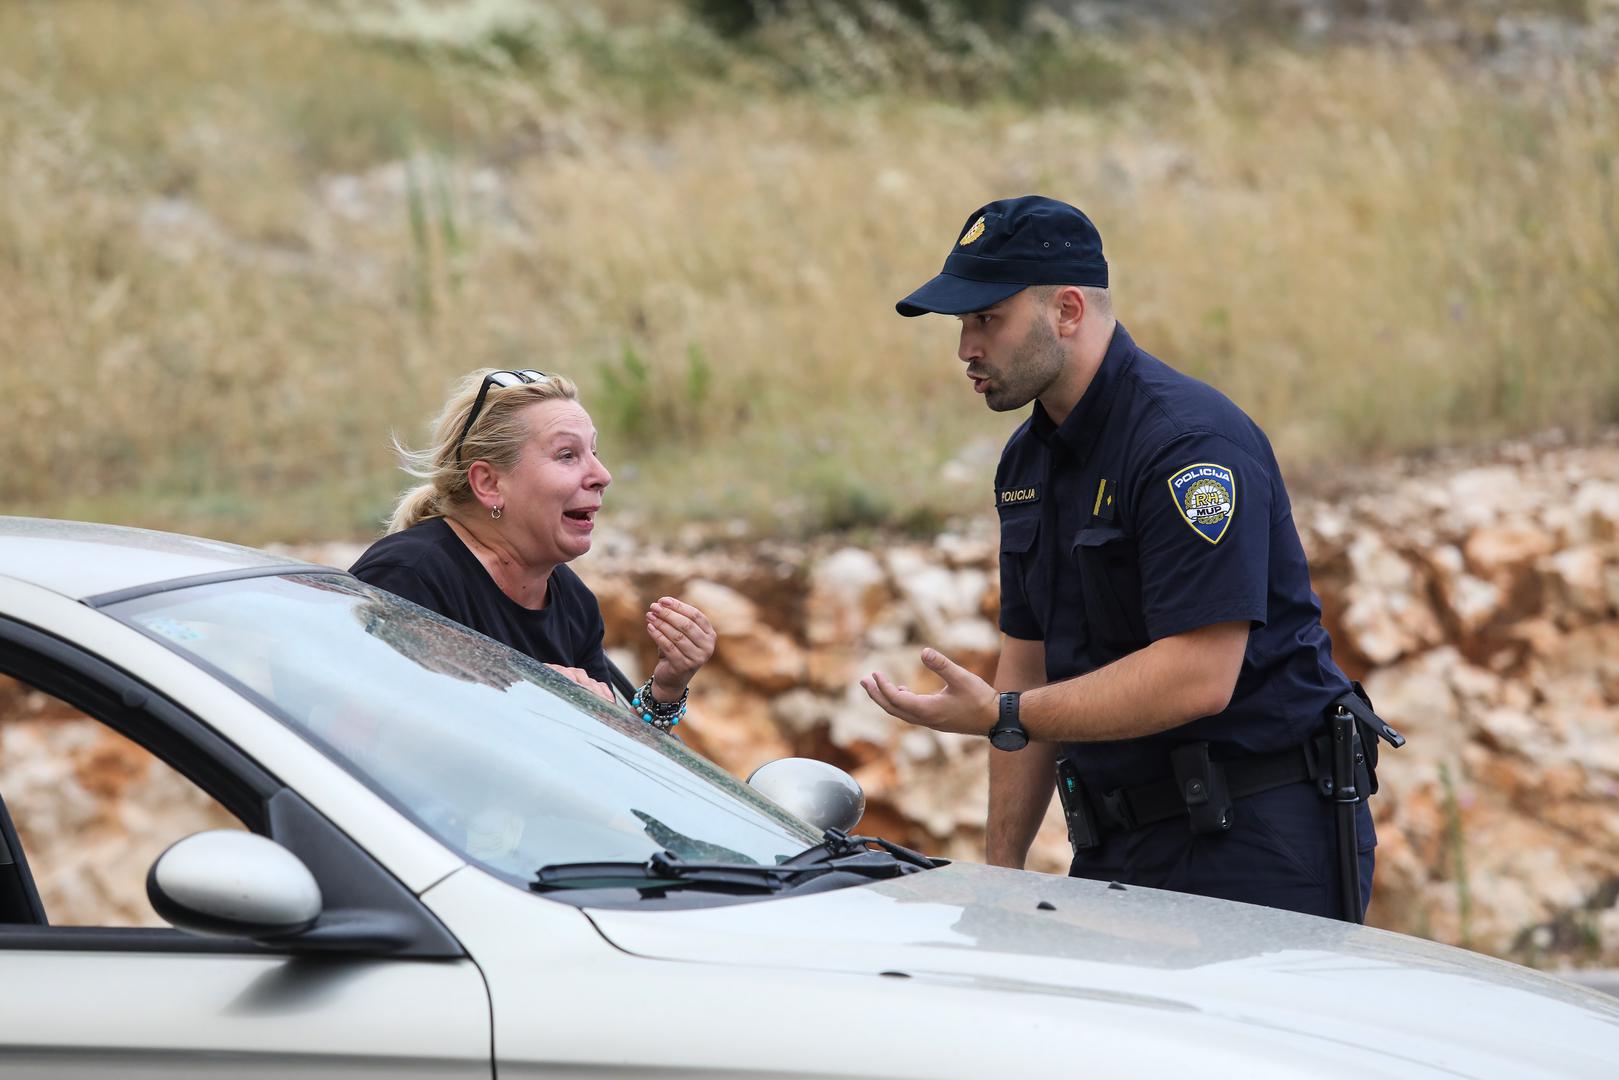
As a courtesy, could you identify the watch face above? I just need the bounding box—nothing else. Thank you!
[990,727,1029,752]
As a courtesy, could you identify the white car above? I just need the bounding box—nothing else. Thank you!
[0,517,1615,1078]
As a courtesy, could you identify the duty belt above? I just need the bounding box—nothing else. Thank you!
[1088,744,1315,837]
[1055,688,1402,854]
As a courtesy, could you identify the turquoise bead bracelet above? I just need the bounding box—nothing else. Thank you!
[631,677,687,733]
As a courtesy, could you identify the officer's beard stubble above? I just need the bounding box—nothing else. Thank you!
[982,311,1066,413]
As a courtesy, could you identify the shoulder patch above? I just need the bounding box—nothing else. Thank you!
[1168,463,1235,545]
[997,483,1040,507]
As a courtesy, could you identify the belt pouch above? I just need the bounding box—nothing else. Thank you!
[1171,742,1234,835]
[1055,758,1102,852]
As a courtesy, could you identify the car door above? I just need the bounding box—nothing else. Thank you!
[0,619,492,1079]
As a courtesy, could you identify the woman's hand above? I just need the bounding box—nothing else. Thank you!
[545,664,616,705]
[645,596,716,702]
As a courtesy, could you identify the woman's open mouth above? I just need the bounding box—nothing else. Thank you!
[563,507,598,529]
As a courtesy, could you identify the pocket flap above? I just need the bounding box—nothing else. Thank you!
[999,514,1039,554]
[1074,525,1128,548]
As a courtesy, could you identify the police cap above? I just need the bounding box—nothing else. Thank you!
[895,195,1108,317]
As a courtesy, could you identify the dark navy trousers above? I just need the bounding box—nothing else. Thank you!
[1067,782,1376,921]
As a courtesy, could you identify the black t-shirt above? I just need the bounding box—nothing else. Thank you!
[350,516,613,687]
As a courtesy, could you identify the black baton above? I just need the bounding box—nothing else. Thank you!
[1328,705,1363,923]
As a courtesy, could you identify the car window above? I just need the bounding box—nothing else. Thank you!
[109,574,820,885]
[0,675,243,927]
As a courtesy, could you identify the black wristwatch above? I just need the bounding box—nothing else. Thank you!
[988,691,1029,752]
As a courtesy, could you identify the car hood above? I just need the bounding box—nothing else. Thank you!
[585,862,1619,1076]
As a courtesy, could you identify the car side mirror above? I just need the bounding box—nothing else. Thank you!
[747,757,865,834]
[147,830,322,940]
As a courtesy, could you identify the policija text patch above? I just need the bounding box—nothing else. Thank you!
[1168,463,1235,544]
[997,484,1040,507]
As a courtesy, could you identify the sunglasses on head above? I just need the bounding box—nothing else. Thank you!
[453,369,549,465]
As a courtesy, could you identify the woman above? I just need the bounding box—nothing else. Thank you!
[351,369,714,732]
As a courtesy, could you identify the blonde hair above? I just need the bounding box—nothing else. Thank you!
[386,370,581,534]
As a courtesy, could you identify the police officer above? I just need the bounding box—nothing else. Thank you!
[861,195,1396,921]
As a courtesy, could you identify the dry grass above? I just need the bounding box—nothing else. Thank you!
[1,0,1615,542]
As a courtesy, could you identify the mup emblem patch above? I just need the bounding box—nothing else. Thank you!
[960,216,986,246]
[1168,463,1235,545]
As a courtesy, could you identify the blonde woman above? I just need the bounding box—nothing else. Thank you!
[352,369,715,732]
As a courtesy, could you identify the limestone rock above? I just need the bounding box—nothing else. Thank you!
[587,575,644,644]
[1446,466,1535,531]
[827,685,904,758]
[1426,544,1503,638]
[935,617,1001,681]
[1540,546,1612,621]
[1337,532,1445,664]
[889,734,988,838]
[1570,480,1619,543]
[1463,524,1556,611]
[864,599,915,649]
[684,673,792,776]
[934,530,997,569]
[680,578,762,636]
[770,688,837,739]
[804,547,890,647]
[719,629,807,693]
[806,648,860,694]
[682,579,807,692]
[1362,649,1464,777]
[887,547,988,640]
[1474,707,1539,753]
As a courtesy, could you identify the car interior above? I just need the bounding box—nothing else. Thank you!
[0,616,466,958]
[0,789,45,925]
[0,671,241,929]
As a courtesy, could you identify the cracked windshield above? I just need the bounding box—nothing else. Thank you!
[110,574,819,881]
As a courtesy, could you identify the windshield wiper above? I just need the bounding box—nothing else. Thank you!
[532,835,937,897]
[532,851,815,895]
[780,829,940,872]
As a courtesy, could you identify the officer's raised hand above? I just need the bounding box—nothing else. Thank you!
[861,648,997,736]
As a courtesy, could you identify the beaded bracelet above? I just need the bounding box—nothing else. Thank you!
[631,677,687,733]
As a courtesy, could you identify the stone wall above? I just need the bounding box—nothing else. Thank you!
[3,432,1616,966]
[1302,436,1619,962]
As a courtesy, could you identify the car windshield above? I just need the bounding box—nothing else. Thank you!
[108,573,821,883]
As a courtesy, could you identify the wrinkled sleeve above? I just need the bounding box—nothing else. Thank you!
[1133,432,1271,641]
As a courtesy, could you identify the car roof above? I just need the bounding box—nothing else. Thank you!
[0,517,315,601]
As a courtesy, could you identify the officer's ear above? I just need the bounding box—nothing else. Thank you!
[1051,285,1087,338]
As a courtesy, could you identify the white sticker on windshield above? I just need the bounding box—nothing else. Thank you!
[142,616,205,643]
[466,807,526,860]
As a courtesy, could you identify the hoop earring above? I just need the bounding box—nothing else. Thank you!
[491,505,503,520]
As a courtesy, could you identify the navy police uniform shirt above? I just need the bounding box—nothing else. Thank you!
[996,324,1353,791]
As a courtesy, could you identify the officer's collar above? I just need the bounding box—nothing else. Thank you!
[1030,322,1136,462]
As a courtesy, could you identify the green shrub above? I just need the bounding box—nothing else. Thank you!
[687,0,1043,38]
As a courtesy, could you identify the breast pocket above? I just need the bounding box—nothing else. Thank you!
[998,512,1048,632]
[1073,525,1147,652]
